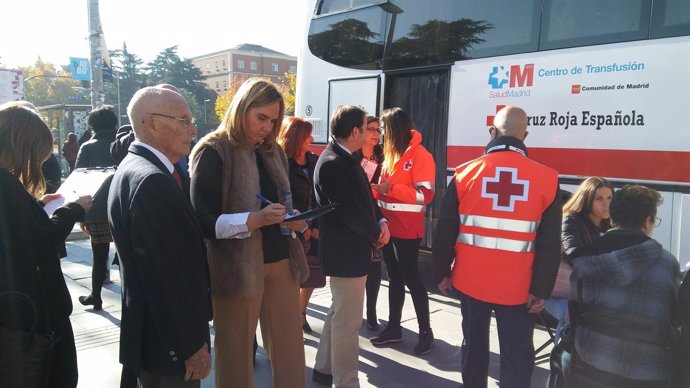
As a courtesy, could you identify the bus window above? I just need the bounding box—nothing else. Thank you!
[651,0,690,38]
[384,0,540,68]
[540,0,651,50]
[318,0,383,15]
[309,6,387,69]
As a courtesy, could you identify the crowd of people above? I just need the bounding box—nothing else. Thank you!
[1,78,689,388]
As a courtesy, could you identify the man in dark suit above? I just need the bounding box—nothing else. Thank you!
[108,86,212,387]
[312,105,390,387]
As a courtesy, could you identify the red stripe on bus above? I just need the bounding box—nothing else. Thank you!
[447,146,689,183]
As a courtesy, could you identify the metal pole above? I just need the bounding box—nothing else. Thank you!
[204,99,210,124]
[88,0,104,109]
[116,76,121,127]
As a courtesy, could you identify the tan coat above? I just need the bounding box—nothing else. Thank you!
[190,130,308,297]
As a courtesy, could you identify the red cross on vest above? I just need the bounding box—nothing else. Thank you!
[481,167,529,212]
[403,159,413,171]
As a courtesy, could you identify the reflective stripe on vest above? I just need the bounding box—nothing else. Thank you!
[377,200,425,212]
[457,233,534,253]
[415,181,433,190]
[460,214,539,233]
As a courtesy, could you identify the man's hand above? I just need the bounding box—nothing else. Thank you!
[184,343,211,381]
[526,294,545,314]
[371,177,391,195]
[374,221,390,248]
[437,277,452,296]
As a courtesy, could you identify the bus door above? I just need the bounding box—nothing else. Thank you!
[327,75,381,137]
[384,68,451,248]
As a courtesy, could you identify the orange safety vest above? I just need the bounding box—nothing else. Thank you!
[451,148,558,305]
[375,130,435,239]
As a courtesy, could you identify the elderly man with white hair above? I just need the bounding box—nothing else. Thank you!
[108,87,212,388]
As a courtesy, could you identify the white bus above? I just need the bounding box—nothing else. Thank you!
[296,0,690,267]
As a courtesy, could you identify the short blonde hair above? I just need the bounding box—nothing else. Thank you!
[0,104,53,197]
[221,78,285,150]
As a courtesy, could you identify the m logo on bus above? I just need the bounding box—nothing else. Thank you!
[488,64,534,90]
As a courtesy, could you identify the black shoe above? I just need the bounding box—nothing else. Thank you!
[303,321,312,333]
[312,369,333,385]
[78,295,102,310]
[370,325,402,346]
[413,329,435,355]
[366,319,379,331]
[302,312,312,333]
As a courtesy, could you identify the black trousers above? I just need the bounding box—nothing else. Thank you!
[382,237,430,330]
[90,241,110,298]
[365,260,382,322]
[458,291,535,388]
[46,318,78,388]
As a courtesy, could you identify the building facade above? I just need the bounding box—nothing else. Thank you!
[191,43,297,94]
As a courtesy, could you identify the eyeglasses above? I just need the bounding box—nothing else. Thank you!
[367,126,381,134]
[149,113,195,128]
[655,217,662,227]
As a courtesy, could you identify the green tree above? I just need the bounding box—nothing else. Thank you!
[146,46,211,107]
[104,42,145,123]
[20,58,81,106]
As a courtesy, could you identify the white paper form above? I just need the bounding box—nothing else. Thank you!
[43,167,115,217]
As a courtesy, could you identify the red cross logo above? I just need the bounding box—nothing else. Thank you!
[403,159,413,171]
[486,104,506,126]
[481,167,529,212]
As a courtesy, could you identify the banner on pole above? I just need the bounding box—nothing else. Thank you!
[69,57,91,81]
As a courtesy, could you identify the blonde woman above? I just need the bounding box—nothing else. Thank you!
[189,79,309,388]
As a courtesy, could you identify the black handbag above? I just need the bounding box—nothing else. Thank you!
[0,292,54,388]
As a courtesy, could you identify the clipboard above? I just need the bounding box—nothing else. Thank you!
[43,167,115,217]
[285,203,337,222]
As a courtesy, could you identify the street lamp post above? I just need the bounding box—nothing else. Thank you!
[204,99,211,124]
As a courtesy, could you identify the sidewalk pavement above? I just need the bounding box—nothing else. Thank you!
[62,237,552,388]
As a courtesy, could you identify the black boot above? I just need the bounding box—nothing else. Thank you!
[78,294,103,310]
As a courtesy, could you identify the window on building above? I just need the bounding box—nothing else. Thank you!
[289,65,297,73]
[238,60,245,69]
[222,60,226,69]
[215,61,218,69]
[215,81,220,90]
[223,80,227,89]
[272,63,279,72]
[250,61,257,70]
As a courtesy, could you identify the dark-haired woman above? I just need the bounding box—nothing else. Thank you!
[359,115,384,330]
[76,105,117,310]
[369,107,436,355]
[277,116,325,333]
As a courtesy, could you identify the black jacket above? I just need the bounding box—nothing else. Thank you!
[562,213,605,258]
[76,130,116,169]
[0,168,84,334]
[314,142,383,277]
[108,144,211,375]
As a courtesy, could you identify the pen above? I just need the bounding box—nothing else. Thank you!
[255,194,296,216]
[255,194,274,205]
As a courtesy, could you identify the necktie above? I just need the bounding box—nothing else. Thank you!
[172,169,183,189]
